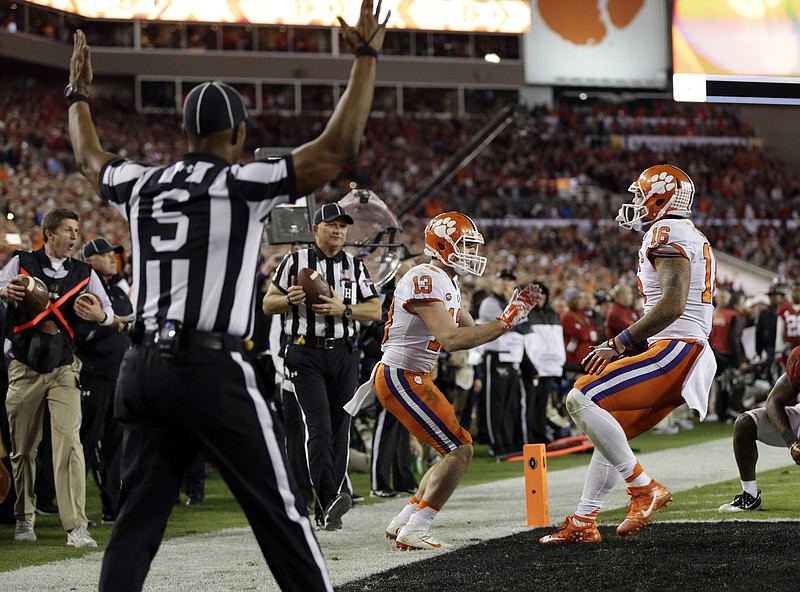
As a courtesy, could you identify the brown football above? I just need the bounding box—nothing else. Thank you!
[76,291,100,307]
[297,268,331,306]
[14,275,49,314]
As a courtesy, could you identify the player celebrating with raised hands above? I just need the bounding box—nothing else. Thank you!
[540,165,718,544]
[346,211,541,550]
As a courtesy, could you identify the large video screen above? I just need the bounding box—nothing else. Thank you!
[672,0,800,105]
[523,0,669,88]
[25,0,532,33]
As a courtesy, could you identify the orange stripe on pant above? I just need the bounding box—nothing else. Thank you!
[373,362,472,456]
[575,340,702,440]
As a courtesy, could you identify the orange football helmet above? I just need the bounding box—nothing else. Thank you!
[424,211,487,276]
[617,164,695,231]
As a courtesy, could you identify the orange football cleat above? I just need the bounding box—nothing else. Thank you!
[538,515,601,544]
[616,480,672,536]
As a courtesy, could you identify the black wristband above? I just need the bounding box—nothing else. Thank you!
[782,428,797,447]
[65,83,90,106]
[67,95,89,107]
[286,295,292,307]
[354,44,379,59]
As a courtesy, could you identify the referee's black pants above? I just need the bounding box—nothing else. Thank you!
[282,385,314,512]
[371,404,417,494]
[99,345,331,592]
[79,373,122,520]
[521,376,552,445]
[483,352,523,457]
[284,342,357,522]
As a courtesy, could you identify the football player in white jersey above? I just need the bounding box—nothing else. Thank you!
[540,164,719,544]
[348,211,540,550]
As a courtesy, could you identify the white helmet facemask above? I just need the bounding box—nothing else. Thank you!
[447,233,487,276]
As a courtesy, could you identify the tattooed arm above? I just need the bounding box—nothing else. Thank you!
[620,257,690,346]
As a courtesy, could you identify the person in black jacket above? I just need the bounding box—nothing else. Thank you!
[477,268,525,459]
[75,237,133,523]
[0,208,113,547]
[518,281,566,444]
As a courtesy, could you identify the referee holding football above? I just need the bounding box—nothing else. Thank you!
[262,202,382,530]
[67,1,389,590]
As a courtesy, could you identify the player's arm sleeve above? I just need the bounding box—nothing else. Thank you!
[645,242,689,263]
[401,269,445,313]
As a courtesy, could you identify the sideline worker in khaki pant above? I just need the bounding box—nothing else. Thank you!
[0,208,114,547]
[6,358,87,529]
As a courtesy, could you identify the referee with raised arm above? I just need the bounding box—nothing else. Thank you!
[262,202,382,530]
[67,1,389,590]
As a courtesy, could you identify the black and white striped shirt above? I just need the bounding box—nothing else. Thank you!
[99,152,295,337]
[273,245,379,340]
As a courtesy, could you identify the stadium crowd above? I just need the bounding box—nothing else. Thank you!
[3,74,800,291]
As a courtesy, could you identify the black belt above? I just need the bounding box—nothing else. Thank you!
[136,329,238,351]
[292,336,349,350]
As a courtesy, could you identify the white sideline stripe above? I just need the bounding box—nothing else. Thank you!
[2,438,795,591]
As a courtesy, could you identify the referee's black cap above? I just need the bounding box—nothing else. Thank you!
[183,81,255,136]
[314,203,354,225]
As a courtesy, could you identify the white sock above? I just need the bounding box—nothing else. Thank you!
[405,504,438,529]
[575,451,620,520]
[627,465,652,487]
[396,500,419,521]
[741,480,758,497]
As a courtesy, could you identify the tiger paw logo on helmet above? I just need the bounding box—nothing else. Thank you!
[430,215,458,240]
[616,164,695,231]
[645,172,677,199]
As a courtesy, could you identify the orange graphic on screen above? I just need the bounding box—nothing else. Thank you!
[537,0,645,45]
